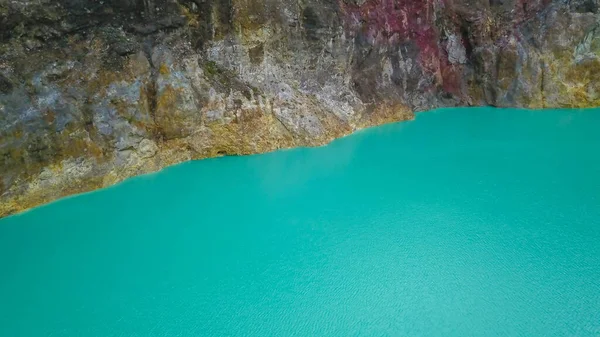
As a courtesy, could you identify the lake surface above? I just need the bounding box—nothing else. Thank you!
[1,107,600,336]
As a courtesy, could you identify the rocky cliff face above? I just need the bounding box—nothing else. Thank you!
[1,0,599,216]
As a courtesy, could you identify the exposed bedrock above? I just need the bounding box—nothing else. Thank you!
[1,0,599,216]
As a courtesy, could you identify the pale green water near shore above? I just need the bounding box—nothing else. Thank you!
[1,107,600,336]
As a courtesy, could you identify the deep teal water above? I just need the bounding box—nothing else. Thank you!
[1,107,600,336]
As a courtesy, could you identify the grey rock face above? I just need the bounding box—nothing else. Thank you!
[0,0,598,216]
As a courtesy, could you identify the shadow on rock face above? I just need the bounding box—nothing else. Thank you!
[570,0,599,13]
[0,0,189,44]
[0,74,12,94]
[302,7,322,41]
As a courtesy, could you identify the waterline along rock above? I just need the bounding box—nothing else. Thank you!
[1,0,599,216]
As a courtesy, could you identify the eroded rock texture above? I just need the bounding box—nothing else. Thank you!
[1,0,599,216]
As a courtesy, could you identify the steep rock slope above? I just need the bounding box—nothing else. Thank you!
[1,0,599,216]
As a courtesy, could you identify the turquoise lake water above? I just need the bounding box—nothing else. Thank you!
[1,107,600,336]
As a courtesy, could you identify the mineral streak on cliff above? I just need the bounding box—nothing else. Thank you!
[0,0,598,216]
